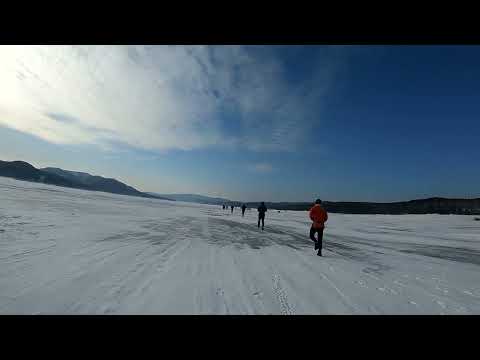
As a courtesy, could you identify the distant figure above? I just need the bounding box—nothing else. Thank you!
[231,205,234,213]
[241,204,247,217]
[309,199,328,256]
[222,204,225,210]
[257,202,267,230]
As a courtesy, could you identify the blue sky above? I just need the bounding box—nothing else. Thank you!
[0,45,479,202]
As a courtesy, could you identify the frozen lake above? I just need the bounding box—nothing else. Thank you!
[1,176,479,314]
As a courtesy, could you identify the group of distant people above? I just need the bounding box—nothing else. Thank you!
[222,202,267,228]
[222,198,328,256]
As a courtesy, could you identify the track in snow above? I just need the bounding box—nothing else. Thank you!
[1,176,480,314]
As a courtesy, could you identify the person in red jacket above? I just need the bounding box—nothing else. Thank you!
[309,199,328,256]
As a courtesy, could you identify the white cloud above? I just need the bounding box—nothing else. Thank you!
[0,45,343,153]
[248,163,273,173]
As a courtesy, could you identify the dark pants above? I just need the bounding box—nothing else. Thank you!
[310,226,324,251]
[242,209,246,216]
[258,214,265,228]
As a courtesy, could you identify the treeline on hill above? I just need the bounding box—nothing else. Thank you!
[241,198,480,215]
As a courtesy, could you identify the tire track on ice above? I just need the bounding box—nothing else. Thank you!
[104,238,192,309]
[287,246,361,314]
[134,237,193,298]
[361,263,468,313]
[258,252,296,315]
[317,268,360,313]
[71,236,192,313]
[272,273,295,315]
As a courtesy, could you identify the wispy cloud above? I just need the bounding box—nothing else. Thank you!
[247,163,273,173]
[0,45,346,153]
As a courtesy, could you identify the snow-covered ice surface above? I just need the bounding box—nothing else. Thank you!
[1,176,479,314]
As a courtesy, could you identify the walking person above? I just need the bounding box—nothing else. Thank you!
[231,205,234,213]
[241,204,247,217]
[309,199,328,256]
[257,202,267,230]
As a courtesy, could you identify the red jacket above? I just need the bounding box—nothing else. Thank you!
[309,204,328,229]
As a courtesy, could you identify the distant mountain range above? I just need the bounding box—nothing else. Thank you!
[150,195,480,215]
[147,193,231,205]
[0,160,172,201]
[1,160,479,215]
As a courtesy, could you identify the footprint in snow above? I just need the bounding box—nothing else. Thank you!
[435,285,449,294]
[462,290,480,298]
[355,280,367,288]
[453,306,467,314]
[216,288,224,296]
